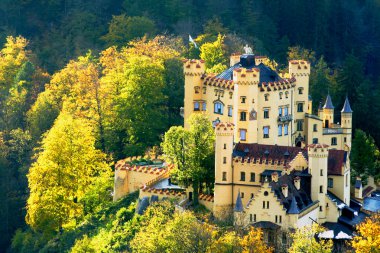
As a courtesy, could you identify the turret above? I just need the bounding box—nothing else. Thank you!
[234,191,245,227]
[183,59,206,128]
[214,122,234,220]
[232,55,260,143]
[322,94,334,128]
[341,96,353,150]
[308,144,329,223]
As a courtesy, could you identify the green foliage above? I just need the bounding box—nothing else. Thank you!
[351,129,380,183]
[26,113,112,235]
[200,34,228,74]
[102,15,156,47]
[162,113,215,205]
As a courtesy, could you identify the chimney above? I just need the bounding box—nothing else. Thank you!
[294,176,301,190]
[271,172,279,182]
[354,177,363,199]
[282,184,288,198]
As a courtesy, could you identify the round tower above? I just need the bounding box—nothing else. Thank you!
[214,122,234,220]
[232,56,260,143]
[183,59,206,129]
[308,144,329,223]
[322,94,334,128]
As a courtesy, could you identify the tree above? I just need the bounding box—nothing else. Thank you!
[241,227,273,253]
[200,34,228,74]
[288,224,333,253]
[161,113,215,205]
[26,113,111,235]
[351,213,380,253]
[309,57,333,112]
[351,129,380,183]
[102,15,156,47]
[287,46,316,64]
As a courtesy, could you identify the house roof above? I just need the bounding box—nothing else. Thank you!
[321,222,353,240]
[288,196,300,214]
[323,94,335,109]
[234,143,346,176]
[216,55,283,85]
[341,97,353,113]
[327,191,347,209]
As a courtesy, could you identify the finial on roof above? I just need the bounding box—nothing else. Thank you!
[323,94,335,109]
[243,44,253,54]
[341,96,353,113]
[234,191,244,212]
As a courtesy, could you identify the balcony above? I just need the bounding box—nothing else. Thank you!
[323,128,343,135]
[278,114,292,122]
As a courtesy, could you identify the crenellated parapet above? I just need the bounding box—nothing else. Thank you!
[233,67,260,85]
[259,77,296,92]
[289,60,311,77]
[215,122,234,136]
[183,59,206,76]
[203,75,234,90]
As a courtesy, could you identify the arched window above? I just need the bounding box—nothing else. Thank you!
[264,93,269,101]
[214,101,224,114]
[279,92,283,99]
[285,91,289,98]
[298,88,304,94]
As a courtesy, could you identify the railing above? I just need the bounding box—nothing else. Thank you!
[144,169,171,188]
[278,114,292,122]
[323,128,343,134]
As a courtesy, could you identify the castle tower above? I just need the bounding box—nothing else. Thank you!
[183,59,206,129]
[214,122,234,220]
[341,97,353,148]
[322,94,334,128]
[289,60,311,144]
[232,55,260,143]
[308,144,329,223]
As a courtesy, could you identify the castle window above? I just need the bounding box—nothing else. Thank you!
[331,137,337,146]
[278,124,282,136]
[320,169,323,176]
[297,103,304,112]
[222,172,227,181]
[279,215,282,223]
[320,206,323,212]
[264,94,269,101]
[240,111,247,121]
[223,143,226,149]
[328,178,333,188]
[264,108,269,119]
[240,129,247,141]
[240,172,246,181]
[241,96,246,103]
[228,106,233,117]
[263,201,265,209]
[194,102,200,111]
[344,137,347,143]
[214,102,224,114]
[202,87,207,94]
[251,193,254,199]
[264,191,269,196]
[297,120,303,131]
[202,102,206,111]
[229,92,233,99]
[284,124,289,135]
[220,90,224,97]
[275,215,278,223]
[345,174,348,187]
[278,107,282,116]
[320,185,323,193]
[263,126,269,138]
[194,86,200,94]
[254,214,256,222]
[267,201,270,209]
[313,124,317,132]
[250,173,255,182]
[279,92,283,99]
[298,88,304,94]
[241,192,244,198]
[313,138,318,144]
[223,157,227,164]
[284,107,289,116]
[285,91,289,98]
[250,214,253,222]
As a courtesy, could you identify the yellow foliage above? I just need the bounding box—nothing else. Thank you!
[351,213,380,253]
[288,224,333,253]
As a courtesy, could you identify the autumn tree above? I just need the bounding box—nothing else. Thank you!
[200,34,228,74]
[26,113,111,235]
[351,213,380,253]
[288,224,333,253]
[240,227,273,253]
[161,113,215,205]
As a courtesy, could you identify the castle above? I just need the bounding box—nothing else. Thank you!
[114,53,376,248]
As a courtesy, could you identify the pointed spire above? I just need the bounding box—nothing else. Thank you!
[323,94,335,109]
[287,196,300,214]
[234,191,244,212]
[341,96,353,113]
